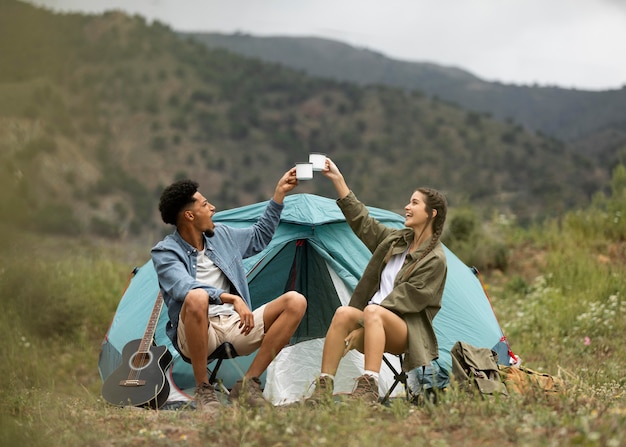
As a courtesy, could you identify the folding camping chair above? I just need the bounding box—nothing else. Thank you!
[380,353,410,404]
[174,338,239,394]
[205,342,239,393]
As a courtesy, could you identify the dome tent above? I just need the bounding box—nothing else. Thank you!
[99,193,513,405]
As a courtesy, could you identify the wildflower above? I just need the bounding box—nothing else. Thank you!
[584,336,591,346]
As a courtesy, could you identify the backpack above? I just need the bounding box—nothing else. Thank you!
[450,341,508,397]
[498,365,566,396]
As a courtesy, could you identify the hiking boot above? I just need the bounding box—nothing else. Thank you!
[350,374,379,404]
[304,375,334,406]
[229,377,267,407]
[194,382,221,413]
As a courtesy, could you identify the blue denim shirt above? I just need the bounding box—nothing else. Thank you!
[151,199,284,343]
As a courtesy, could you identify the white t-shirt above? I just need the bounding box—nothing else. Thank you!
[197,249,235,316]
[368,249,409,305]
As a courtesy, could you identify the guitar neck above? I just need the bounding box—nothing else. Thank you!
[137,292,164,354]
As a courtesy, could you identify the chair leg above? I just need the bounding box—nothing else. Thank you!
[381,354,409,404]
[206,342,237,392]
[205,359,231,395]
[214,379,230,395]
[208,358,225,385]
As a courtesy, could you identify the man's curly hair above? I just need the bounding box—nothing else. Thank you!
[158,179,199,225]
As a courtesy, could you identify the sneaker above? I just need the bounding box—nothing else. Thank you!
[194,382,221,413]
[350,374,379,404]
[304,375,334,406]
[229,377,267,407]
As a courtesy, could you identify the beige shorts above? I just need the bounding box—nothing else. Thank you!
[177,304,267,359]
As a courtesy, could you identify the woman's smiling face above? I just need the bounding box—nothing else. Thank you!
[404,191,434,230]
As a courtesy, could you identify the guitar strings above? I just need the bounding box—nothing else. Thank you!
[126,293,163,383]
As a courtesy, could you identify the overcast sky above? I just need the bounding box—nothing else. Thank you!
[28,0,626,91]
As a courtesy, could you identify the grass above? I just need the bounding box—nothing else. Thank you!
[1,170,625,446]
[3,377,626,446]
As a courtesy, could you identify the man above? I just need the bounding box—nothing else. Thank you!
[151,168,307,412]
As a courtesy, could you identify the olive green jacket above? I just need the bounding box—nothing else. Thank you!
[337,191,447,371]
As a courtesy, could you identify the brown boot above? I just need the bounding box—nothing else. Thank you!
[229,377,267,407]
[350,375,379,404]
[304,375,334,406]
[194,382,221,413]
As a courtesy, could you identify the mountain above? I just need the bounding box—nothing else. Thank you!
[184,33,626,167]
[0,1,607,242]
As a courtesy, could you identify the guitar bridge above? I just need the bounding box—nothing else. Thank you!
[119,380,146,387]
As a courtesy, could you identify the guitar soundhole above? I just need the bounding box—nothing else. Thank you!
[129,351,153,370]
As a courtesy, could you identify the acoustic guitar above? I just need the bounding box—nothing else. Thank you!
[101,291,173,409]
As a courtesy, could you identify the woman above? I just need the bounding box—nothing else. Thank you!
[307,158,448,404]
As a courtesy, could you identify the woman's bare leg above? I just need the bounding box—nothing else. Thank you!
[320,306,364,375]
[362,304,408,372]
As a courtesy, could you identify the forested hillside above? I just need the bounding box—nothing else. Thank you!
[0,0,607,242]
[187,33,626,168]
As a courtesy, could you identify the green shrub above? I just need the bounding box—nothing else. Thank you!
[443,207,508,271]
[17,136,57,160]
[91,216,121,238]
[33,204,82,235]
[0,234,131,403]
[494,165,626,377]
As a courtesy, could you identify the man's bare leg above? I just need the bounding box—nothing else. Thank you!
[245,291,307,378]
[180,289,211,385]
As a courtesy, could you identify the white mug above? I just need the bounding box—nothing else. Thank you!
[295,162,314,180]
[309,152,327,171]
